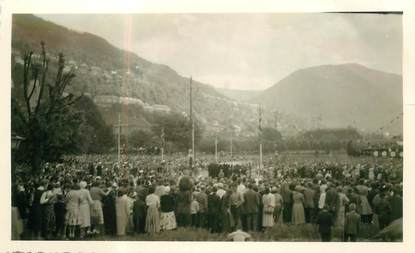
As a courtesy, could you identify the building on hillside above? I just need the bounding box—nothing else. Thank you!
[93,95,145,107]
[144,104,171,113]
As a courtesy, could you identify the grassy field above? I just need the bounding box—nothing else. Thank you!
[85,223,382,242]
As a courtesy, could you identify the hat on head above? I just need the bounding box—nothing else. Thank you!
[79,181,87,189]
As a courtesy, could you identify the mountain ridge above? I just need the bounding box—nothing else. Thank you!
[11,14,402,135]
[250,63,403,134]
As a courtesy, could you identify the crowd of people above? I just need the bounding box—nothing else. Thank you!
[11,153,403,241]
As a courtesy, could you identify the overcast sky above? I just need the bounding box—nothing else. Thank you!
[38,13,402,90]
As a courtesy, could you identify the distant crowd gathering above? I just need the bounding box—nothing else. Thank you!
[11,153,403,241]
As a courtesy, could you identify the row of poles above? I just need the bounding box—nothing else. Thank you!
[188,77,263,171]
[115,76,264,172]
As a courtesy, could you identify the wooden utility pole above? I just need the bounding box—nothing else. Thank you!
[161,127,165,161]
[189,77,195,168]
[230,106,233,160]
[117,112,121,167]
[215,134,218,162]
[259,104,263,172]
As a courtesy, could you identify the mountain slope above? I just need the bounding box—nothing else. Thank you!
[12,14,259,134]
[251,63,403,134]
[12,15,401,136]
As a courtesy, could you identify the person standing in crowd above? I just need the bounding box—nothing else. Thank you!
[220,186,232,233]
[256,185,264,231]
[65,182,82,239]
[12,185,24,240]
[312,179,321,223]
[28,181,46,239]
[318,184,327,212]
[356,180,373,224]
[292,185,305,225]
[78,181,93,238]
[303,182,315,223]
[40,183,57,239]
[317,205,334,242]
[195,185,208,228]
[243,184,259,231]
[132,193,147,234]
[272,186,283,225]
[116,188,131,236]
[344,203,360,242]
[103,183,117,236]
[15,184,29,238]
[90,180,109,235]
[335,186,349,229]
[145,185,161,234]
[368,167,375,181]
[160,186,177,231]
[373,191,391,230]
[389,186,403,222]
[325,184,339,218]
[54,186,66,240]
[207,187,221,233]
[135,180,149,202]
[176,183,192,228]
[191,193,200,228]
[230,185,244,230]
[262,188,275,230]
[281,182,293,224]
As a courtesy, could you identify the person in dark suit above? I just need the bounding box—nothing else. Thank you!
[133,194,147,234]
[303,183,315,223]
[194,186,208,228]
[389,186,402,222]
[207,187,221,233]
[374,192,391,230]
[325,185,339,218]
[344,203,360,242]
[281,182,293,223]
[176,189,192,228]
[243,184,260,231]
[103,186,117,236]
[317,206,334,242]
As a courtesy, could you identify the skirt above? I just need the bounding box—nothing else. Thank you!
[65,206,80,226]
[42,204,56,235]
[145,206,160,233]
[91,200,104,225]
[262,209,275,227]
[292,203,305,225]
[160,211,177,231]
[79,203,91,228]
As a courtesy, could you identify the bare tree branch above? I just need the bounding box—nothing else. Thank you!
[23,52,34,119]
[34,42,48,115]
[28,68,39,101]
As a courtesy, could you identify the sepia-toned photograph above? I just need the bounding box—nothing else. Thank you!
[10,12,403,242]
